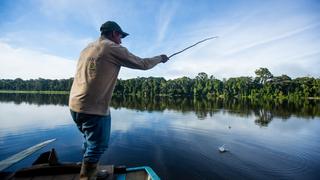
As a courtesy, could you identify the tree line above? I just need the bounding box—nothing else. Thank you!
[0,78,72,91]
[114,68,320,99]
[0,68,319,99]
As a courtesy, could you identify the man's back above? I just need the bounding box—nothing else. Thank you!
[69,37,121,116]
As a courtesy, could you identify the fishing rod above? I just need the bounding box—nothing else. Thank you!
[168,36,218,58]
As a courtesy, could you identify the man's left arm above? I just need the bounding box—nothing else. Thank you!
[109,44,168,70]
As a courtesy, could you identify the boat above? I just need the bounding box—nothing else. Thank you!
[0,148,161,180]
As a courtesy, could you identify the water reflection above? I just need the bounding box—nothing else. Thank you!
[0,93,319,127]
[0,93,320,179]
[0,93,68,106]
[254,109,273,127]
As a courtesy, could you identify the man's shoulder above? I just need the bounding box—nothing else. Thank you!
[99,37,126,49]
[82,38,116,52]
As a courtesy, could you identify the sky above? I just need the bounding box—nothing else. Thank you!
[0,0,319,80]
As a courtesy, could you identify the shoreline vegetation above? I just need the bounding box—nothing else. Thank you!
[0,68,319,100]
[0,90,319,100]
[0,90,69,94]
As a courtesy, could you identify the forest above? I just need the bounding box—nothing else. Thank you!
[0,68,319,99]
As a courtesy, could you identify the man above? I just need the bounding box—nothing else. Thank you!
[69,21,169,179]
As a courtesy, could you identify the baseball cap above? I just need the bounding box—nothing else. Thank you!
[100,21,129,38]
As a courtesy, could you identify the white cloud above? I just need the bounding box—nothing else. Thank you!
[155,2,179,43]
[222,22,320,56]
[1,30,94,59]
[0,41,76,79]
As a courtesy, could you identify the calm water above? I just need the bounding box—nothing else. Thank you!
[0,94,320,179]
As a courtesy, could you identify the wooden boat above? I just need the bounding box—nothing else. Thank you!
[0,149,160,180]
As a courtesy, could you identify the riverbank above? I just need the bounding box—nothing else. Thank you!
[0,90,69,94]
[1,90,320,100]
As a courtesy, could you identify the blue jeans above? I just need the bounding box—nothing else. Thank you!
[70,110,111,163]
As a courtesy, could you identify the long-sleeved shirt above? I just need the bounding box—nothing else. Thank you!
[69,36,163,116]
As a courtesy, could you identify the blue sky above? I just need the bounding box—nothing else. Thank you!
[0,0,319,79]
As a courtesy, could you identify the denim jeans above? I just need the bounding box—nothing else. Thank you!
[70,110,111,163]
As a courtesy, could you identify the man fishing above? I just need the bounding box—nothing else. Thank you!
[69,21,169,179]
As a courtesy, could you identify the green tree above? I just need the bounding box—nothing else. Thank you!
[255,67,273,84]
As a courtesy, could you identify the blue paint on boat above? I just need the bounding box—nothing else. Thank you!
[117,166,160,180]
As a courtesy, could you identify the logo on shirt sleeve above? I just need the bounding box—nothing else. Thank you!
[88,57,97,77]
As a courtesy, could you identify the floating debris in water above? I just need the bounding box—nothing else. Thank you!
[219,144,228,153]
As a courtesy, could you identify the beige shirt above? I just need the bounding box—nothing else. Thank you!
[69,36,162,116]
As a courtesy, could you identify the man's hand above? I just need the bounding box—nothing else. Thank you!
[160,54,169,63]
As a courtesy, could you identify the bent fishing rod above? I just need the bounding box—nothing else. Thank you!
[168,36,218,59]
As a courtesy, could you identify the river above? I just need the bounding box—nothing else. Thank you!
[0,94,319,179]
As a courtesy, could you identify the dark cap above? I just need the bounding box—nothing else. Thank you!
[100,21,129,38]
